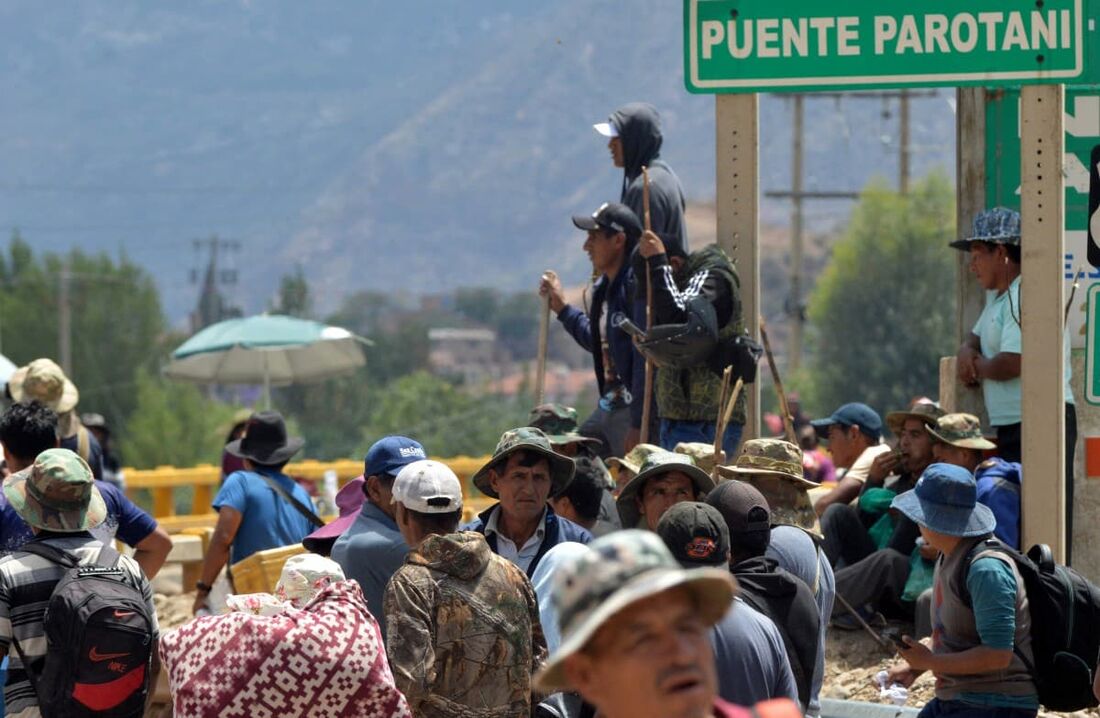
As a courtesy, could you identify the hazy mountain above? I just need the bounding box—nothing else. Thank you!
[0,1,955,323]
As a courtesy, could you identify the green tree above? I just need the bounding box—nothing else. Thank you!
[0,234,167,441]
[803,173,956,417]
[270,264,312,318]
[123,369,242,470]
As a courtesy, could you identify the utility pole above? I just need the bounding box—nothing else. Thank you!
[58,259,72,375]
[789,94,805,371]
[899,89,911,194]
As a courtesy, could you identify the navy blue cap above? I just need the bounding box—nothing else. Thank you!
[364,436,427,478]
[810,402,883,441]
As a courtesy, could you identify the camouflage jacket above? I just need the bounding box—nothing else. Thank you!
[384,531,547,718]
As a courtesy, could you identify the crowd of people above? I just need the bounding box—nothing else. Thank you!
[0,103,1085,718]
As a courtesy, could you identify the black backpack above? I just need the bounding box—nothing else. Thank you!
[12,542,155,718]
[960,538,1100,712]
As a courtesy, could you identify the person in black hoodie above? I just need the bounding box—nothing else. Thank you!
[706,480,821,713]
[594,103,688,255]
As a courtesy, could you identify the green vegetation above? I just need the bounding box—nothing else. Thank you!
[800,173,957,417]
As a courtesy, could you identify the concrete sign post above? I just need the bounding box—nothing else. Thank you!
[685,0,1098,93]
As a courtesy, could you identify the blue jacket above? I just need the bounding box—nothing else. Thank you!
[557,266,645,429]
[462,504,592,578]
[975,458,1022,549]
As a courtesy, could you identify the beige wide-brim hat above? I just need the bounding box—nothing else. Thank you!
[8,362,79,414]
[533,566,735,692]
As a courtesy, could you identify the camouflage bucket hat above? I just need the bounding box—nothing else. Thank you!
[527,404,601,448]
[732,474,820,537]
[927,413,997,450]
[885,400,945,436]
[717,439,816,487]
[8,358,79,413]
[472,427,576,499]
[950,207,1022,251]
[607,443,662,476]
[3,448,106,532]
[533,530,736,692]
[617,452,716,529]
[674,442,719,476]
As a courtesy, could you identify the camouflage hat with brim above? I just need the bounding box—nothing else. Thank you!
[472,427,576,499]
[3,448,106,532]
[617,452,716,529]
[730,474,821,537]
[718,439,816,487]
[527,404,602,448]
[8,359,79,414]
[533,530,736,692]
[674,442,719,476]
[927,413,997,450]
[885,401,945,436]
[607,443,663,476]
[949,207,1022,251]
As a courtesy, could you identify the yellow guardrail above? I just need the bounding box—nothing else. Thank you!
[124,456,494,531]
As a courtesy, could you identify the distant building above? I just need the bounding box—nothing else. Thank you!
[428,327,504,385]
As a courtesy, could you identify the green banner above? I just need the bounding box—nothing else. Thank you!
[685,0,1098,93]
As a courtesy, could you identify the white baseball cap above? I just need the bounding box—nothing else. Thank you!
[391,460,464,514]
[593,121,618,138]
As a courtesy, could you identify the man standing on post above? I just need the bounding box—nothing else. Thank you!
[464,427,590,576]
[636,227,746,455]
[541,203,645,457]
[594,103,688,255]
[385,459,545,717]
[331,435,426,637]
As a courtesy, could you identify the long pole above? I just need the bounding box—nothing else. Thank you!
[640,167,655,445]
[535,286,551,405]
[760,317,796,443]
[899,89,911,194]
[59,259,72,376]
[790,94,805,372]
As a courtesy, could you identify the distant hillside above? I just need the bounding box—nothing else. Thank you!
[0,1,955,322]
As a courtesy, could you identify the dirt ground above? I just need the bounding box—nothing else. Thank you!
[824,621,1100,717]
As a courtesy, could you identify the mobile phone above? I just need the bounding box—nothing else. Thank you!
[883,628,909,650]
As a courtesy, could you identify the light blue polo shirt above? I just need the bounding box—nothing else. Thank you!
[973,276,1074,427]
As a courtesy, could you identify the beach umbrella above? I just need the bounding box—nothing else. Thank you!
[164,314,371,408]
[0,353,17,385]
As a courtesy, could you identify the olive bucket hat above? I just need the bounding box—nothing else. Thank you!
[616,451,715,529]
[3,448,106,532]
[717,439,819,535]
[926,413,997,450]
[527,404,601,448]
[472,427,576,499]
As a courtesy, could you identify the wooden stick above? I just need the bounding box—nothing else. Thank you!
[834,592,892,652]
[713,377,744,479]
[712,366,732,466]
[535,282,551,404]
[640,166,655,444]
[759,316,796,443]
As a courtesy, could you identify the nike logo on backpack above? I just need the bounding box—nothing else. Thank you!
[88,647,130,662]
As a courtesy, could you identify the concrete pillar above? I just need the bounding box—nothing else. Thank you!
[1019,83,1066,561]
[716,94,760,439]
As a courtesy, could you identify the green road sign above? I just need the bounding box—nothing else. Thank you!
[986,86,1100,349]
[685,0,1099,93]
[1086,284,1100,403]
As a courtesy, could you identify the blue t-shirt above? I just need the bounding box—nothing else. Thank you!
[0,480,157,553]
[213,469,315,565]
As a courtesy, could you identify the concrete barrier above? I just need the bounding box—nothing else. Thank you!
[820,699,919,718]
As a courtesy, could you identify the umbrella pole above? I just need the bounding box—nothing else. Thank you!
[263,355,271,409]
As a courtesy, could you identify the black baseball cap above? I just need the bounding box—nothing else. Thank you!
[656,501,730,568]
[705,481,772,536]
[572,202,643,243]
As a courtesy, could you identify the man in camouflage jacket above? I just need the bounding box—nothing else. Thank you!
[384,459,547,717]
